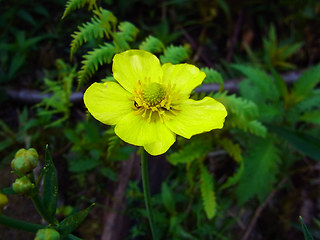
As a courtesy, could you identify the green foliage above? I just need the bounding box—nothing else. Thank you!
[77,43,116,87]
[62,0,96,19]
[70,8,117,58]
[36,59,76,128]
[218,138,242,162]
[236,138,280,204]
[167,137,212,165]
[200,166,217,219]
[243,25,303,70]
[160,45,189,64]
[201,67,224,85]
[139,35,165,53]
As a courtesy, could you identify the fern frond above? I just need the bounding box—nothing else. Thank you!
[219,138,242,162]
[233,64,280,102]
[167,138,211,165]
[200,165,217,219]
[214,92,259,121]
[70,8,116,58]
[78,43,116,87]
[62,0,96,19]
[113,21,139,51]
[139,35,165,53]
[236,138,280,204]
[228,118,267,137]
[201,67,224,85]
[160,45,189,64]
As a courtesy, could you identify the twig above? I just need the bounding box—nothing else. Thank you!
[240,178,287,240]
[2,70,302,104]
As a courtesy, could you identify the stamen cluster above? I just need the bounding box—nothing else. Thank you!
[132,78,180,122]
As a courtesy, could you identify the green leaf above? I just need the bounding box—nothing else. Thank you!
[160,45,188,64]
[220,161,244,190]
[270,125,320,161]
[236,138,280,204]
[167,138,211,165]
[62,0,96,19]
[219,138,242,162]
[161,182,175,214]
[293,63,320,103]
[139,35,165,53]
[300,216,314,240]
[41,146,58,224]
[58,204,95,237]
[1,187,16,195]
[200,166,217,219]
[300,111,320,125]
[201,67,224,85]
[233,64,280,102]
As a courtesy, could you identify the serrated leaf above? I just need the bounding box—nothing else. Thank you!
[220,161,244,190]
[219,138,242,162]
[300,111,320,125]
[58,204,95,237]
[236,138,280,204]
[139,35,165,53]
[41,146,58,224]
[293,63,320,103]
[233,64,279,102]
[167,139,211,165]
[161,182,175,214]
[160,45,188,64]
[201,67,224,85]
[200,166,217,219]
[270,125,320,161]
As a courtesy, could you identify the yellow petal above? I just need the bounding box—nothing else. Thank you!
[84,82,132,125]
[162,63,206,97]
[165,97,227,139]
[112,50,163,93]
[114,112,176,155]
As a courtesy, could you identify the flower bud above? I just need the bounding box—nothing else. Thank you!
[0,193,8,214]
[11,148,39,174]
[34,228,60,240]
[12,176,34,194]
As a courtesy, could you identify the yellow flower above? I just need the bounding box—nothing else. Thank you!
[84,50,227,155]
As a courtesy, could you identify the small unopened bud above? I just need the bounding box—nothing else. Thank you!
[0,193,8,214]
[12,176,34,194]
[35,228,60,240]
[11,148,39,174]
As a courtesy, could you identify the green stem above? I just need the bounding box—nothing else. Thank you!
[141,149,157,240]
[0,214,44,232]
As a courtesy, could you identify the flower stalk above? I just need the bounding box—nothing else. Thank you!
[141,149,157,240]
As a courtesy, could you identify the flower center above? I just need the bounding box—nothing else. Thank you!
[132,79,181,123]
[143,82,166,106]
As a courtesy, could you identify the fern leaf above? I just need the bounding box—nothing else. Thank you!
[113,21,139,51]
[62,0,96,19]
[200,165,217,219]
[214,92,259,121]
[236,138,280,204]
[219,138,242,162]
[78,43,116,87]
[139,35,165,53]
[233,64,280,102]
[228,118,267,137]
[160,45,189,64]
[201,67,224,85]
[167,138,211,165]
[70,8,116,57]
[293,63,320,103]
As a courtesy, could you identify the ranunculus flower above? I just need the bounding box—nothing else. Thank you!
[84,50,227,155]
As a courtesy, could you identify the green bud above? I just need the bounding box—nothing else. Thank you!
[12,176,34,194]
[0,193,8,214]
[11,148,39,174]
[34,228,60,240]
